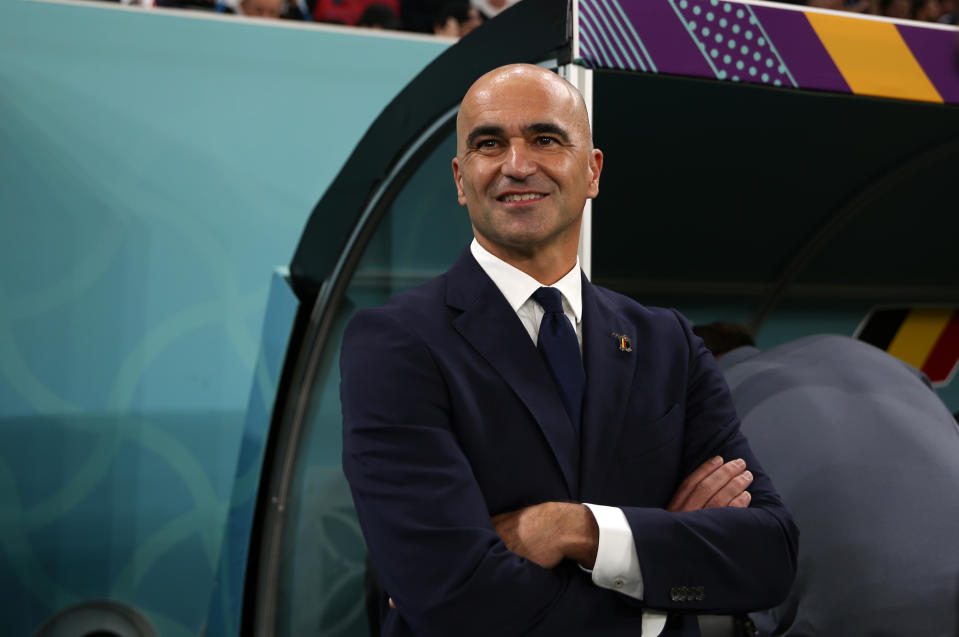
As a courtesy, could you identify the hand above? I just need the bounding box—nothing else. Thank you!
[667,456,753,512]
[491,502,599,569]
[387,504,598,607]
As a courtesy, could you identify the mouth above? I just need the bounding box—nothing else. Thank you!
[497,192,548,204]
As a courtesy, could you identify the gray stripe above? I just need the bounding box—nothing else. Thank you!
[580,0,632,70]
[579,12,617,69]
[598,0,648,71]
[744,4,798,88]
[605,0,658,72]
[665,0,723,80]
[578,20,611,68]
[590,0,647,72]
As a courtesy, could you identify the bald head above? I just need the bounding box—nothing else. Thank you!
[449,63,603,281]
[456,64,593,154]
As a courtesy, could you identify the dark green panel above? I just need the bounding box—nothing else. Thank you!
[797,156,959,288]
[591,69,959,300]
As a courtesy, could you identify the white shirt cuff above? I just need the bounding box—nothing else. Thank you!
[582,503,644,600]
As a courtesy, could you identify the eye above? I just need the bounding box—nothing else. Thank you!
[474,139,500,150]
[535,136,559,147]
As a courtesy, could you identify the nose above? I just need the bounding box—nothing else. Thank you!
[501,140,537,180]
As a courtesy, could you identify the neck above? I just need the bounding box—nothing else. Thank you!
[475,237,578,285]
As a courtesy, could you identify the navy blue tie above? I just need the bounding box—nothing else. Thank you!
[532,287,585,434]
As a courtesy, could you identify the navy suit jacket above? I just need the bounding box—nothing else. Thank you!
[340,249,797,636]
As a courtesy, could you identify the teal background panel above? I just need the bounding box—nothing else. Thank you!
[0,1,447,635]
[206,271,300,637]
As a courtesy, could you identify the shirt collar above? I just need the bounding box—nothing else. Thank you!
[470,238,583,324]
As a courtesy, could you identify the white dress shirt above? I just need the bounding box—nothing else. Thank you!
[470,240,667,635]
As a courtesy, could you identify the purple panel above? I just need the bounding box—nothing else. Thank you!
[752,4,851,93]
[614,0,715,78]
[898,24,959,104]
[672,0,795,87]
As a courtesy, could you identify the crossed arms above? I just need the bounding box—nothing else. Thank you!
[341,307,798,636]
[491,455,758,571]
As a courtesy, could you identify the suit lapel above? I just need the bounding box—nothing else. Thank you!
[579,277,637,500]
[447,250,579,498]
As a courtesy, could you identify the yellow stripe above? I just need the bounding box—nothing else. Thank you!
[886,308,952,368]
[805,12,943,104]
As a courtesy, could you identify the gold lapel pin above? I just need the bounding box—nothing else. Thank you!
[611,332,632,352]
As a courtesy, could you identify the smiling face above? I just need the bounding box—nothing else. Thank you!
[452,65,603,273]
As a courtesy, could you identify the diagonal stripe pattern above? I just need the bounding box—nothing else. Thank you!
[580,0,656,72]
[669,0,795,85]
[574,0,957,105]
[805,11,944,104]
[856,307,959,387]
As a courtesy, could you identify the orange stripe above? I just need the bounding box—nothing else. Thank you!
[886,308,952,369]
[805,12,943,104]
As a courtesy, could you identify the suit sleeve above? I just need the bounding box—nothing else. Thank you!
[341,308,596,636]
[620,311,799,614]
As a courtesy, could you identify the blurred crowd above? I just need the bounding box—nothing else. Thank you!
[108,0,517,37]
[102,0,958,34]
[783,0,957,23]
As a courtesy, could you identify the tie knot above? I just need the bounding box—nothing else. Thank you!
[532,286,565,314]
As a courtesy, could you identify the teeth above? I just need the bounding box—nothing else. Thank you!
[502,193,544,202]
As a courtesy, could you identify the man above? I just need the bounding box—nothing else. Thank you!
[340,64,797,636]
[695,324,959,636]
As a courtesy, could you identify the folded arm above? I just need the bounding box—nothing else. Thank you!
[487,313,798,615]
[622,312,799,613]
[341,309,633,636]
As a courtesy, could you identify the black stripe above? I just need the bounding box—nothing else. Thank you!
[857,308,909,351]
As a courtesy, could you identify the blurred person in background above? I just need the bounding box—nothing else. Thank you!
[237,0,285,18]
[313,0,400,25]
[938,0,957,21]
[880,0,914,17]
[914,0,944,19]
[401,0,447,32]
[471,0,519,20]
[432,1,483,37]
[213,0,311,20]
[357,3,402,29]
[805,0,877,13]
[808,0,869,11]
[808,0,948,18]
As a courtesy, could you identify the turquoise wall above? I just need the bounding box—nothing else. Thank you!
[0,2,447,634]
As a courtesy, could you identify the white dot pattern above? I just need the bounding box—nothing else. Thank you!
[677,0,790,86]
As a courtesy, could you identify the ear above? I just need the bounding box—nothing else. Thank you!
[451,157,467,206]
[586,148,603,199]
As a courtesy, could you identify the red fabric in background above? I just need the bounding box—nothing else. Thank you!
[922,311,959,385]
[313,0,401,25]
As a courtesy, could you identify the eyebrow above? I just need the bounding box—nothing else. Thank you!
[466,122,573,147]
[526,122,571,143]
[466,125,505,147]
